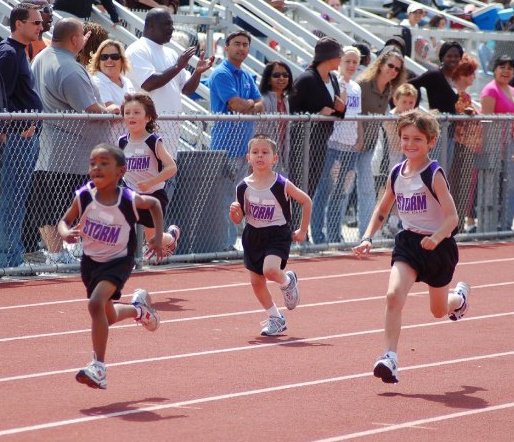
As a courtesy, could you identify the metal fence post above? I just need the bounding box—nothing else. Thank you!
[302,119,311,193]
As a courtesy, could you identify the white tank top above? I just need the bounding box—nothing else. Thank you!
[77,182,138,262]
[391,160,449,236]
[119,132,165,194]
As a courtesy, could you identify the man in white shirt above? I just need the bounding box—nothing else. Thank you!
[126,8,213,156]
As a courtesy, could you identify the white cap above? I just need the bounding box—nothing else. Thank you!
[407,3,424,14]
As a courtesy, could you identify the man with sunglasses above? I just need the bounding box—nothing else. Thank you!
[24,1,53,62]
[0,4,43,269]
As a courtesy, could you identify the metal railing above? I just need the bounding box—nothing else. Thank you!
[0,112,513,276]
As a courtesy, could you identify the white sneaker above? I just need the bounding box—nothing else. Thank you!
[132,288,160,331]
[76,354,107,389]
[163,225,181,256]
[260,315,287,336]
[449,282,470,321]
[281,271,300,310]
[373,353,399,384]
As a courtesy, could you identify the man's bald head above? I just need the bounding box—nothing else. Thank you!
[143,8,174,45]
[52,17,83,44]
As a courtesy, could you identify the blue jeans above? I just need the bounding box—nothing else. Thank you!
[311,148,357,243]
[0,134,39,267]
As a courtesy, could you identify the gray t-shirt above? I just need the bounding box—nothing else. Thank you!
[32,46,106,175]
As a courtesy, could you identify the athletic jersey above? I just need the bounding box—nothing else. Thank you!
[118,132,164,194]
[236,173,291,228]
[76,182,138,263]
[390,160,450,236]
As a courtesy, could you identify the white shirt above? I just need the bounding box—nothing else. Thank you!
[91,71,135,106]
[125,37,190,115]
[329,77,361,149]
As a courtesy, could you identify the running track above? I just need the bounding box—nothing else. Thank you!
[2,242,514,441]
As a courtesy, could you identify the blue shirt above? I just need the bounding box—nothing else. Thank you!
[209,59,261,157]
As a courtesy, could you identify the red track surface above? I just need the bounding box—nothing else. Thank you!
[2,242,514,441]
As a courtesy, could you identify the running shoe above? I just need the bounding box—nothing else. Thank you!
[76,355,107,389]
[163,225,181,256]
[281,271,300,310]
[373,353,399,384]
[260,315,287,336]
[449,282,470,321]
[131,288,160,331]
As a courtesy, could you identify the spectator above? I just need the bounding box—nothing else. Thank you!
[480,55,514,230]
[76,21,109,67]
[382,83,418,237]
[24,1,53,62]
[125,0,179,14]
[289,37,346,206]
[409,41,463,114]
[409,41,463,168]
[0,4,43,268]
[322,0,343,22]
[126,8,213,159]
[353,42,371,76]
[30,18,119,265]
[400,3,425,28]
[447,54,481,234]
[89,39,135,107]
[53,0,120,25]
[421,15,447,69]
[257,61,293,175]
[356,49,406,238]
[311,46,363,244]
[209,30,263,251]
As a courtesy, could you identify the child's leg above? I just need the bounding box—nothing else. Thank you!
[88,280,125,363]
[262,255,288,287]
[249,270,275,311]
[144,226,179,256]
[383,261,417,353]
[105,300,137,325]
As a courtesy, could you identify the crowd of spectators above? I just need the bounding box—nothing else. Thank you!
[1,1,514,268]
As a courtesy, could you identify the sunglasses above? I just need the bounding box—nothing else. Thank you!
[22,20,43,26]
[271,72,290,78]
[386,62,401,73]
[100,53,122,61]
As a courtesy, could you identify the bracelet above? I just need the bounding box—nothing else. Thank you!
[360,237,372,244]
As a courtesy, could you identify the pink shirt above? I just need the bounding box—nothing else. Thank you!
[480,80,514,114]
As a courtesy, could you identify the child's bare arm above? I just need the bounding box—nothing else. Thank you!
[286,181,312,242]
[135,194,164,259]
[420,171,458,251]
[353,177,395,257]
[138,140,177,193]
[229,202,244,224]
[58,198,81,243]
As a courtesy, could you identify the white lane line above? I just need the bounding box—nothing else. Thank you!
[314,402,514,441]
[1,350,513,437]
[2,281,514,343]
[1,311,513,383]
[1,256,513,311]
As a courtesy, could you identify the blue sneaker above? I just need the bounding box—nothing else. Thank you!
[260,315,287,336]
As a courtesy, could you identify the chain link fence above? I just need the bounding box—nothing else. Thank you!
[0,113,513,276]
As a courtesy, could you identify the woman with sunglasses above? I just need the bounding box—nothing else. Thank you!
[88,39,135,107]
[257,61,294,175]
[354,49,406,239]
[480,55,514,231]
